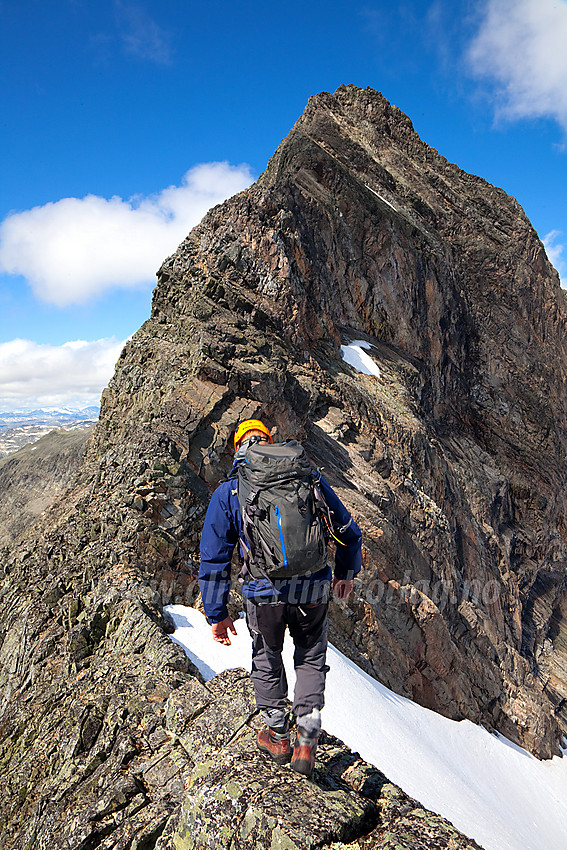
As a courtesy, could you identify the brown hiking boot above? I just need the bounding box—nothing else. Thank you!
[257,727,292,765]
[290,732,318,776]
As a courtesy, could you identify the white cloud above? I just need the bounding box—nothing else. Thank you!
[467,0,567,129]
[0,162,254,307]
[543,230,566,284]
[115,1,174,65]
[0,337,126,410]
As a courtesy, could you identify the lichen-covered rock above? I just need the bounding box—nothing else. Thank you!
[164,729,374,849]
[155,680,480,850]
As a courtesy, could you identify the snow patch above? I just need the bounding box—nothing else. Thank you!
[165,604,567,850]
[340,340,381,377]
[366,184,397,212]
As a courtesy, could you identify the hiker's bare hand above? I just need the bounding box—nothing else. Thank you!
[212,617,237,645]
[333,579,353,600]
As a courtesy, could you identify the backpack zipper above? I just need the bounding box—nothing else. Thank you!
[274,505,288,567]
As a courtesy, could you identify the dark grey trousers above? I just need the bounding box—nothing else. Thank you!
[243,598,329,718]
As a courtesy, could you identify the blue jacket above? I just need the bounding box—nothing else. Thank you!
[199,464,362,623]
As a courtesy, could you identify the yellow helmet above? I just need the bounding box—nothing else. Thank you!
[233,419,273,451]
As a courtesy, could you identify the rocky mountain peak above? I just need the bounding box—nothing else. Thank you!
[103,85,567,759]
[1,85,566,847]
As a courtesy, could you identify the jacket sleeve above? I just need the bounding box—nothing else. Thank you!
[319,476,363,580]
[198,482,239,623]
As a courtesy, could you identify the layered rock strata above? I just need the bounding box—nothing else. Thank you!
[1,84,566,846]
[141,83,566,756]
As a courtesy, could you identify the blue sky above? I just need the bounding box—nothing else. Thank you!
[1,0,566,409]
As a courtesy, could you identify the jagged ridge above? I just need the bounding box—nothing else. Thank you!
[1,84,566,847]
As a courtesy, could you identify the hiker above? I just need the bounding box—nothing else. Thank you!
[198,418,362,777]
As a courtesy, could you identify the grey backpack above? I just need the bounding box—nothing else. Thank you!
[237,440,329,581]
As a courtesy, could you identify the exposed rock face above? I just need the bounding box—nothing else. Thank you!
[0,427,92,547]
[0,84,565,846]
[137,83,566,756]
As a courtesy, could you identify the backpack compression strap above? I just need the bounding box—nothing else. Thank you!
[239,490,283,592]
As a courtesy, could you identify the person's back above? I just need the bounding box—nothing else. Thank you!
[198,418,362,776]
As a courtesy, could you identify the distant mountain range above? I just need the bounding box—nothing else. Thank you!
[0,407,99,456]
[0,406,100,427]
